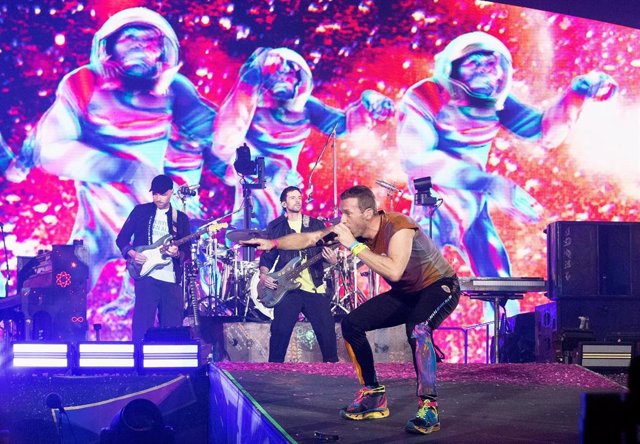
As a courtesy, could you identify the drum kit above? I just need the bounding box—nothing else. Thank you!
[183,226,271,321]
[177,163,386,323]
[183,224,379,322]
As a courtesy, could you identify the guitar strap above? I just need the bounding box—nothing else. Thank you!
[171,206,178,234]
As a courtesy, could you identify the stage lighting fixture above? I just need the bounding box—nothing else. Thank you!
[100,398,174,444]
[12,342,69,369]
[413,176,438,206]
[141,343,199,370]
[232,143,266,189]
[233,143,256,176]
[77,342,136,369]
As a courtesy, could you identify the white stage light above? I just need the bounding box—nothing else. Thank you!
[12,342,69,369]
[141,343,199,369]
[77,342,135,369]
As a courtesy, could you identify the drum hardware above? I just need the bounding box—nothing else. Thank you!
[243,264,274,321]
[375,179,402,212]
[181,203,258,319]
[360,269,380,299]
[225,229,268,243]
[193,222,239,317]
[330,250,370,316]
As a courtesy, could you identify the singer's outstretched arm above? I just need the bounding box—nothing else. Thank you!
[243,226,333,251]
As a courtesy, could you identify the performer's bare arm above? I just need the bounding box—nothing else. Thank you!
[242,226,333,251]
[333,223,413,282]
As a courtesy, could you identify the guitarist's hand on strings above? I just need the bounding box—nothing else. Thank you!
[259,272,278,291]
[128,250,148,264]
[322,247,338,265]
[165,244,180,258]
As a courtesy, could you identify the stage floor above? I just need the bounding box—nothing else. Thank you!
[218,362,628,443]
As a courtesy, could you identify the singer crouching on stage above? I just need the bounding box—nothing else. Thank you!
[246,185,460,435]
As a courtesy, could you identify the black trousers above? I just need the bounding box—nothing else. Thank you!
[132,276,183,343]
[341,276,460,390]
[269,289,338,363]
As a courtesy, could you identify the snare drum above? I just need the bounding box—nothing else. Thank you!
[248,272,274,320]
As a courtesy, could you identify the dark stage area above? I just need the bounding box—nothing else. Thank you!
[0,359,632,443]
[216,362,629,443]
[0,369,210,443]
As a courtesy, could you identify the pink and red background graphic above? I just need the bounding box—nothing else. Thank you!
[1,0,639,362]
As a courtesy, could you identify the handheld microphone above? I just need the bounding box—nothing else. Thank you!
[316,232,338,246]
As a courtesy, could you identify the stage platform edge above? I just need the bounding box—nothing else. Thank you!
[209,363,294,443]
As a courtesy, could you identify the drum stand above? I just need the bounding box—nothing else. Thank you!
[331,251,368,316]
[196,225,235,317]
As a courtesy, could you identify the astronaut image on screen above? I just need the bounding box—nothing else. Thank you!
[4,7,217,324]
[397,31,616,315]
[212,47,394,229]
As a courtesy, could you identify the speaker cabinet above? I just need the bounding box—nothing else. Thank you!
[26,285,87,342]
[18,243,89,343]
[546,221,640,299]
[535,299,640,362]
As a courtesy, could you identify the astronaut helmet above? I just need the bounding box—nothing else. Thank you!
[90,7,180,93]
[434,32,513,109]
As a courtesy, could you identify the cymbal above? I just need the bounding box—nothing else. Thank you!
[226,229,268,243]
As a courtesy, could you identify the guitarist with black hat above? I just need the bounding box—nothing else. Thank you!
[116,174,191,343]
[259,186,339,363]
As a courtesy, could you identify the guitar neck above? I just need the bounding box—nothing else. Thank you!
[171,228,205,248]
[171,222,228,249]
[286,244,338,279]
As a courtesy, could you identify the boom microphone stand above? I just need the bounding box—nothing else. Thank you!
[331,126,338,219]
[306,124,338,217]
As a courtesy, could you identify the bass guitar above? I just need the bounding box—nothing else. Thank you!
[257,245,338,308]
[127,222,227,280]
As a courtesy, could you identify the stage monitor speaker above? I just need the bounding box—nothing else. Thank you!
[580,343,634,370]
[546,221,640,299]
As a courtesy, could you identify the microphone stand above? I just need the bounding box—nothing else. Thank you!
[1,222,10,298]
[307,124,338,217]
[54,408,63,444]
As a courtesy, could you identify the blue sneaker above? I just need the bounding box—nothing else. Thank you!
[340,385,389,420]
[405,398,440,434]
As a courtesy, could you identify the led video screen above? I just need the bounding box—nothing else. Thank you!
[1,0,638,361]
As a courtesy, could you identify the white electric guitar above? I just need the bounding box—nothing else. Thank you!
[127,222,227,280]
